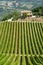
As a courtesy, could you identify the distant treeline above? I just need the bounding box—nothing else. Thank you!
[2,10,20,21]
[2,10,27,21]
[32,6,43,16]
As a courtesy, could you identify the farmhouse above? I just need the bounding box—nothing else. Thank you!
[20,10,33,17]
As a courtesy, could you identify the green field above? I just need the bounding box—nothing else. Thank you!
[0,22,43,65]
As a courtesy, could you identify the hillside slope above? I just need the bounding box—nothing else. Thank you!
[0,22,43,65]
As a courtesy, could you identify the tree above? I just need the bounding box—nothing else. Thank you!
[32,6,43,16]
[22,13,27,18]
[13,11,20,20]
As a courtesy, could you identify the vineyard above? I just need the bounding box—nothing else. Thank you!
[0,22,43,65]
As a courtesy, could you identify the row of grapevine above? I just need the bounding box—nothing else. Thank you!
[0,53,43,65]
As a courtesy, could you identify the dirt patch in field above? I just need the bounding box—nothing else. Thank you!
[17,17,43,22]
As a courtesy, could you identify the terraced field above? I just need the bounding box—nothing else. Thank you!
[0,22,43,65]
